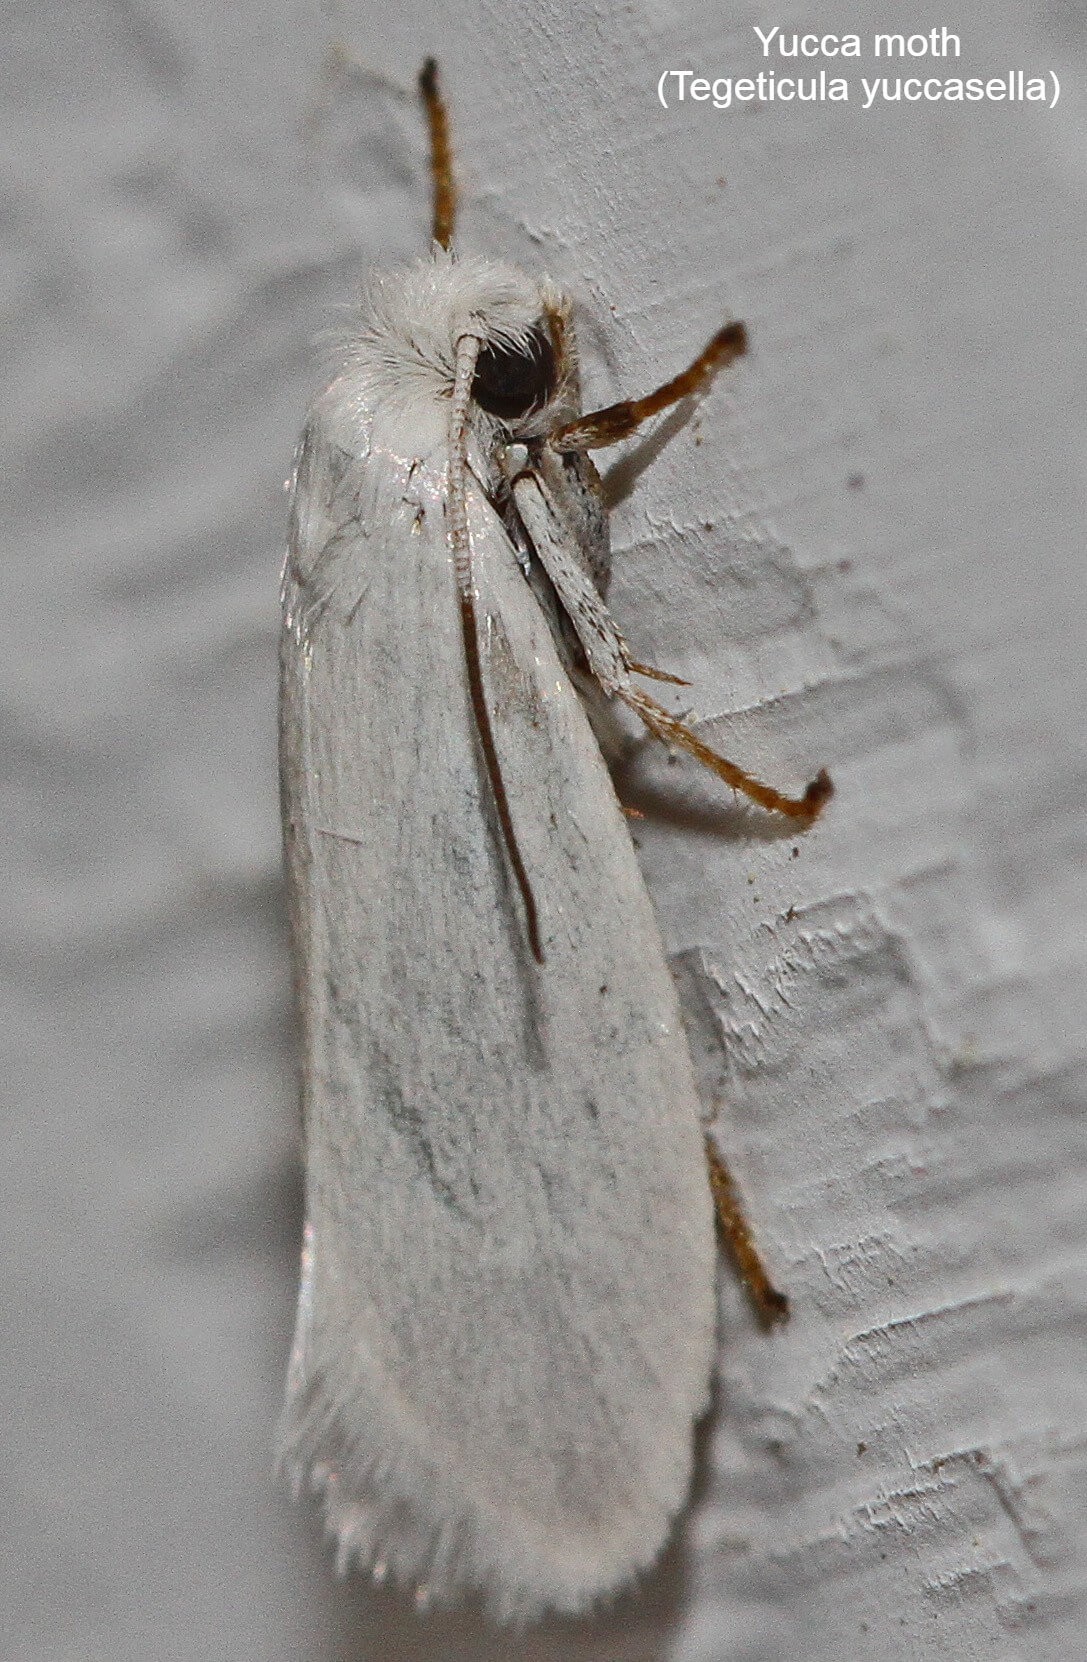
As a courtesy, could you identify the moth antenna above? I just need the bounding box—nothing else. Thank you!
[449,333,544,962]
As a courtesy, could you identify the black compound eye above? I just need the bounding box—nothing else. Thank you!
[471,327,556,421]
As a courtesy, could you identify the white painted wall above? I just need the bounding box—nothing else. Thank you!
[7,1,1086,1658]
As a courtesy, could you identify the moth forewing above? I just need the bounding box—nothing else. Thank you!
[278,345,718,1619]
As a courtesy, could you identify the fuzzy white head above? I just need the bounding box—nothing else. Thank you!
[329,249,579,464]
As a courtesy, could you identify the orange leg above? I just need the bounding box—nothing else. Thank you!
[705,1137,789,1327]
[553,322,747,452]
[544,321,832,823]
[625,684,833,824]
[419,59,455,249]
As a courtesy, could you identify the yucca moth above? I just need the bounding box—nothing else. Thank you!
[278,58,832,1622]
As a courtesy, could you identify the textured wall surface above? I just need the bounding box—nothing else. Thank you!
[7,2,1086,1658]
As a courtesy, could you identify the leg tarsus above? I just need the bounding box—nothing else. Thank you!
[621,684,833,825]
[802,767,834,816]
[705,1136,790,1328]
[627,658,691,687]
[419,58,455,249]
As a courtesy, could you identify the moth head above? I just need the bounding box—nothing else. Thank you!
[455,273,576,439]
[352,252,578,439]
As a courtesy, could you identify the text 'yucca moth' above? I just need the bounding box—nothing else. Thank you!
[278,58,832,1622]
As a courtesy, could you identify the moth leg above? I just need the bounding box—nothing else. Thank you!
[551,322,747,453]
[704,1137,789,1327]
[621,685,833,824]
[626,659,690,687]
[419,59,455,249]
[303,53,457,253]
[511,468,832,825]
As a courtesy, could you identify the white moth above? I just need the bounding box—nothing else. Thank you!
[278,60,831,1623]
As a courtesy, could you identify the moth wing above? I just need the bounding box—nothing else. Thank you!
[278,392,716,1620]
